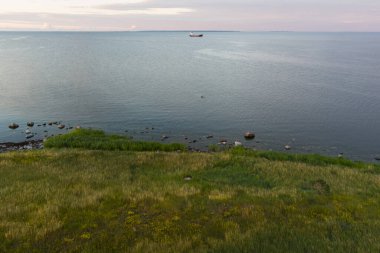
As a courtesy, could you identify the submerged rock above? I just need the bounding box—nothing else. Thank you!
[8,123,19,130]
[244,132,255,140]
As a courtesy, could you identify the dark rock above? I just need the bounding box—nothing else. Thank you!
[27,122,34,127]
[26,133,34,139]
[161,135,169,141]
[8,123,19,130]
[57,124,65,129]
[48,122,53,126]
[374,157,380,161]
[206,135,213,139]
[201,96,205,99]
[244,132,255,140]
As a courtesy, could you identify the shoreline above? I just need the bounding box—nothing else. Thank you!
[2,128,379,165]
[0,139,44,153]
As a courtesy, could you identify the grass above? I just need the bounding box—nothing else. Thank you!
[230,146,380,172]
[44,129,186,152]
[0,130,379,252]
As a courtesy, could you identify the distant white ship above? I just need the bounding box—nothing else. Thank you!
[189,32,203,37]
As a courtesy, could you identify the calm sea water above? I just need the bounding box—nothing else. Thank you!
[1,32,380,161]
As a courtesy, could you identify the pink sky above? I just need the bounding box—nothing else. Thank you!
[0,0,379,31]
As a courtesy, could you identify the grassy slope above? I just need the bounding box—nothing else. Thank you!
[0,131,379,252]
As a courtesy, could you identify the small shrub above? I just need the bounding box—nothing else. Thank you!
[301,179,330,195]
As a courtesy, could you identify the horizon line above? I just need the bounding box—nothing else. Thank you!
[1,30,380,33]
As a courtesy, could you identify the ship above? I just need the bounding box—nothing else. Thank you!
[189,32,203,37]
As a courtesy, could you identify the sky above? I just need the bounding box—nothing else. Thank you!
[0,0,379,31]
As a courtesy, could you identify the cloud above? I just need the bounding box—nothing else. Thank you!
[0,0,379,31]
[0,0,194,16]
[82,8,194,16]
[0,20,81,30]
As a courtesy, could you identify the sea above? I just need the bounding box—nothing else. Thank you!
[0,32,379,161]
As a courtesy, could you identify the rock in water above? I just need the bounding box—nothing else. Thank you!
[26,133,34,139]
[27,122,34,127]
[285,145,291,150]
[25,129,31,134]
[374,157,380,161]
[234,141,242,147]
[8,123,19,130]
[244,132,255,140]
[57,124,65,129]
[220,139,228,145]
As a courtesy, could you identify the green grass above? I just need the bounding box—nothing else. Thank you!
[0,130,379,252]
[230,146,380,172]
[44,129,186,152]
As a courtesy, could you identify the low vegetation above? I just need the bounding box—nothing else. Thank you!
[44,129,186,152]
[0,130,379,252]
